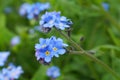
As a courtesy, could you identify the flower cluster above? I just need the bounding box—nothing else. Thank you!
[39,11,72,31]
[19,2,50,20]
[35,36,68,64]
[0,52,10,66]
[0,63,23,80]
[46,66,60,79]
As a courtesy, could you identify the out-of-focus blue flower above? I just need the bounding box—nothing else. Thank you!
[35,36,67,64]
[19,2,50,20]
[0,63,23,79]
[11,36,20,46]
[0,52,10,66]
[4,7,12,14]
[27,2,50,20]
[39,11,72,30]
[19,3,31,16]
[102,2,109,11]
[40,2,50,11]
[47,66,60,79]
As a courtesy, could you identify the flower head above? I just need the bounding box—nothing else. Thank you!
[19,3,31,16]
[19,2,50,20]
[35,36,67,64]
[0,63,23,80]
[47,66,60,79]
[39,11,72,30]
[10,36,20,46]
[0,51,10,66]
[102,2,109,11]
[4,7,12,14]
[50,36,68,57]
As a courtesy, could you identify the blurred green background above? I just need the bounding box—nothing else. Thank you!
[0,0,120,80]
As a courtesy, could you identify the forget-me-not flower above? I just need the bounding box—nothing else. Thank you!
[19,3,31,16]
[0,51,10,66]
[47,66,60,79]
[0,63,23,80]
[27,2,50,20]
[39,11,72,30]
[50,36,68,57]
[11,36,20,46]
[35,38,53,63]
[102,2,109,11]
[35,36,67,64]
[19,2,50,20]
[4,7,12,14]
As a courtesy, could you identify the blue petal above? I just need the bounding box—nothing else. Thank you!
[35,44,41,49]
[58,49,66,54]
[45,57,52,62]
[54,53,59,57]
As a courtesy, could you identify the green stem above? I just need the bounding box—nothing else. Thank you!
[84,52,120,80]
[56,29,120,80]
[56,29,83,51]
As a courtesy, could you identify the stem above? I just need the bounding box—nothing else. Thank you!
[56,29,120,80]
[56,29,83,51]
[83,52,120,80]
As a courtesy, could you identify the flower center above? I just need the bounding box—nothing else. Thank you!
[53,47,57,51]
[45,51,50,56]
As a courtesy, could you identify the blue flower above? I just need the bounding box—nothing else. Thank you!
[19,2,50,20]
[19,3,31,16]
[39,2,50,11]
[47,66,60,78]
[11,36,20,46]
[50,36,68,57]
[39,11,72,30]
[4,7,12,14]
[35,36,67,64]
[0,51,10,66]
[35,38,53,63]
[0,63,23,79]
[27,2,50,20]
[102,2,109,11]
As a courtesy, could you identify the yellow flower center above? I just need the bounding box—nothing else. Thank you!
[45,51,50,56]
[53,47,57,51]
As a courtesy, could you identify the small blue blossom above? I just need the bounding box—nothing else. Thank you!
[35,36,67,64]
[39,11,72,30]
[47,66,60,79]
[19,2,50,20]
[11,36,20,46]
[35,38,53,63]
[4,7,12,14]
[19,3,31,16]
[50,36,68,57]
[102,2,109,11]
[0,63,23,80]
[27,2,50,20]
[0,51,10,66]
